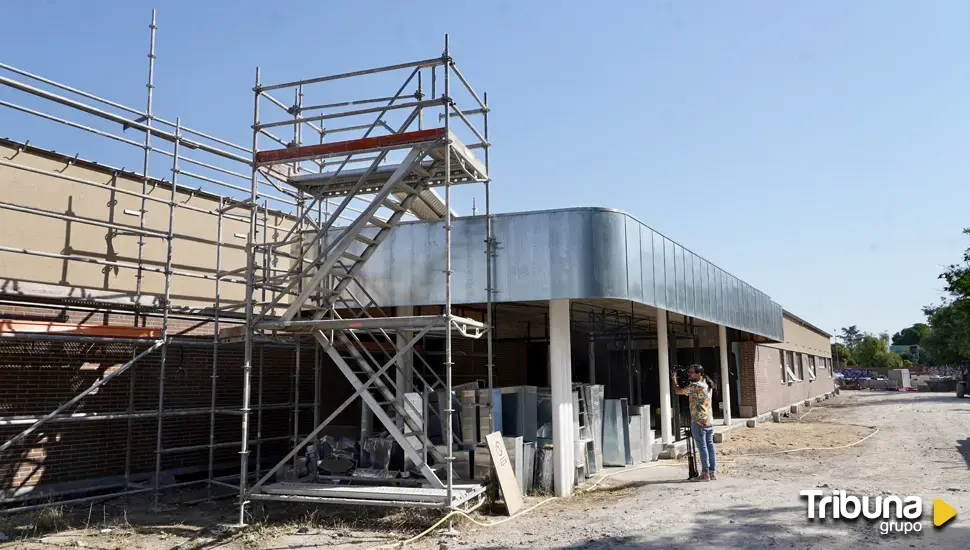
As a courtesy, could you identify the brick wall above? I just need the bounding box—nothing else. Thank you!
[738,342,759,414]
[0,300,335,497]
[736,340,835,416]
[0,299,530,497]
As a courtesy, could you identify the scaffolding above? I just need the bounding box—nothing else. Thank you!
[232,35,492,520]
[0,10,493,520]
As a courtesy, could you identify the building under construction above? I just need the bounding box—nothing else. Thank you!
[0,12,836,523]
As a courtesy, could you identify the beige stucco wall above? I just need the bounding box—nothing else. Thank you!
[763,314,831,358]
[0,142,295,310]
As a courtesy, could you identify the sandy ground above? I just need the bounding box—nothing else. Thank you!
[3,391,970,549]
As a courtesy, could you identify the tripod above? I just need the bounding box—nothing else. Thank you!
[679,399,699,480]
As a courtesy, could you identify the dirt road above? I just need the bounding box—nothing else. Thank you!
[417,391,970,549]
[4,391,969,549]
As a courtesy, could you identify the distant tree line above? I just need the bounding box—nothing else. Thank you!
[834,228,970,369]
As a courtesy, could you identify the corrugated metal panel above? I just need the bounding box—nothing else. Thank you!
[625,217,643,302]
[652,231,666,310]
[352,207,784,340]
[641,227,655,307]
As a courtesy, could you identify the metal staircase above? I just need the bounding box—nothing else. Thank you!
[232,41,492,518]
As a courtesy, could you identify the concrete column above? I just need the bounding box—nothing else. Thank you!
[657,309,673,446]
[549,299,574,497]
[718,324,732,426]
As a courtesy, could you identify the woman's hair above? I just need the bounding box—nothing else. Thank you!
[689,364,716,395]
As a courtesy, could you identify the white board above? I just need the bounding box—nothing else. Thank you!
[485,431,524,515]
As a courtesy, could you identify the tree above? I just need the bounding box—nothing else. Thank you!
[849,332,905,369]
[831,342,852,368]
[922,300,970,365]
[853,334,888,368]
[939,227,970,298]
[921,228,970,365]
[891,323,929,346]
[840,325,864,351]
[872,350,903,370]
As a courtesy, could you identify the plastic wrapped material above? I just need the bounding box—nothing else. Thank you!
[522,441,536,494]
[584,385,605,472]
[477,388,504,441]
[503,436,525,494]
[534,444,554,494]
[362,437,393,470]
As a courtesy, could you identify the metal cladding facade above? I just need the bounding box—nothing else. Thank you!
[350,207,785,340]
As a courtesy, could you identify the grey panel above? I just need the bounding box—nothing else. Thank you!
[641,227,656,307]
[652,231,666,309]
[664,239,677,314]
[353,207,784,340]
[673,244,685,314]
[684,250,695,317]
[713,267,722,324]
[700,259,710,323]
[603,399,626,467]
[591,211,627,299]
[625,217,643,302]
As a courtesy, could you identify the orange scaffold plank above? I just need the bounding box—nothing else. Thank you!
[0,319,162,338]
[255,128,446,165]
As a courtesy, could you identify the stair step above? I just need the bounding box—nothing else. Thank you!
[382,198,406,212]
[354,234,379,246]
[369,218,391,230]
[341,251,365,263]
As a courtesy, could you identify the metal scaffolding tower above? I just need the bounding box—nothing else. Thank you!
[231,36,493,521]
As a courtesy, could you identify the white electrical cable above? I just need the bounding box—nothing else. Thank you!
[366,462,679,549]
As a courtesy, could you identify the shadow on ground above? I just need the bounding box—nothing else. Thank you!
[958,438,970,470]
[458,504,970,550]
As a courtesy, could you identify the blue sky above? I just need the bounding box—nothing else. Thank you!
[2,1,969,337]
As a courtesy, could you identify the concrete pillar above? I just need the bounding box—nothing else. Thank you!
[549,299,574,497]
[718,324,732,426]
[657,308,673,446]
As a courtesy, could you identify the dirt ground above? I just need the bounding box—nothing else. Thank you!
[3,391,969,549]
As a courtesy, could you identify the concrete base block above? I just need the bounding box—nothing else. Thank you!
[659,444,683,460]
[771,411,783,423]
[823,393,831,400]
[745,419,757,428]
[713,432,728,443]
[815,396,823,403]
[790,404,801,414]
[803,400,812,407]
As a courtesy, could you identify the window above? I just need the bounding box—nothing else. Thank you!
[829,357,834,375]
[808,356,817,380]
[780,351,787,383]
[785,350,799,382]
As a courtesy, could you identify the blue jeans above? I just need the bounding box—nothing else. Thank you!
[692,421,716,473]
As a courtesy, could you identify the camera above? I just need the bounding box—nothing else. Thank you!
[673,364,691,388]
